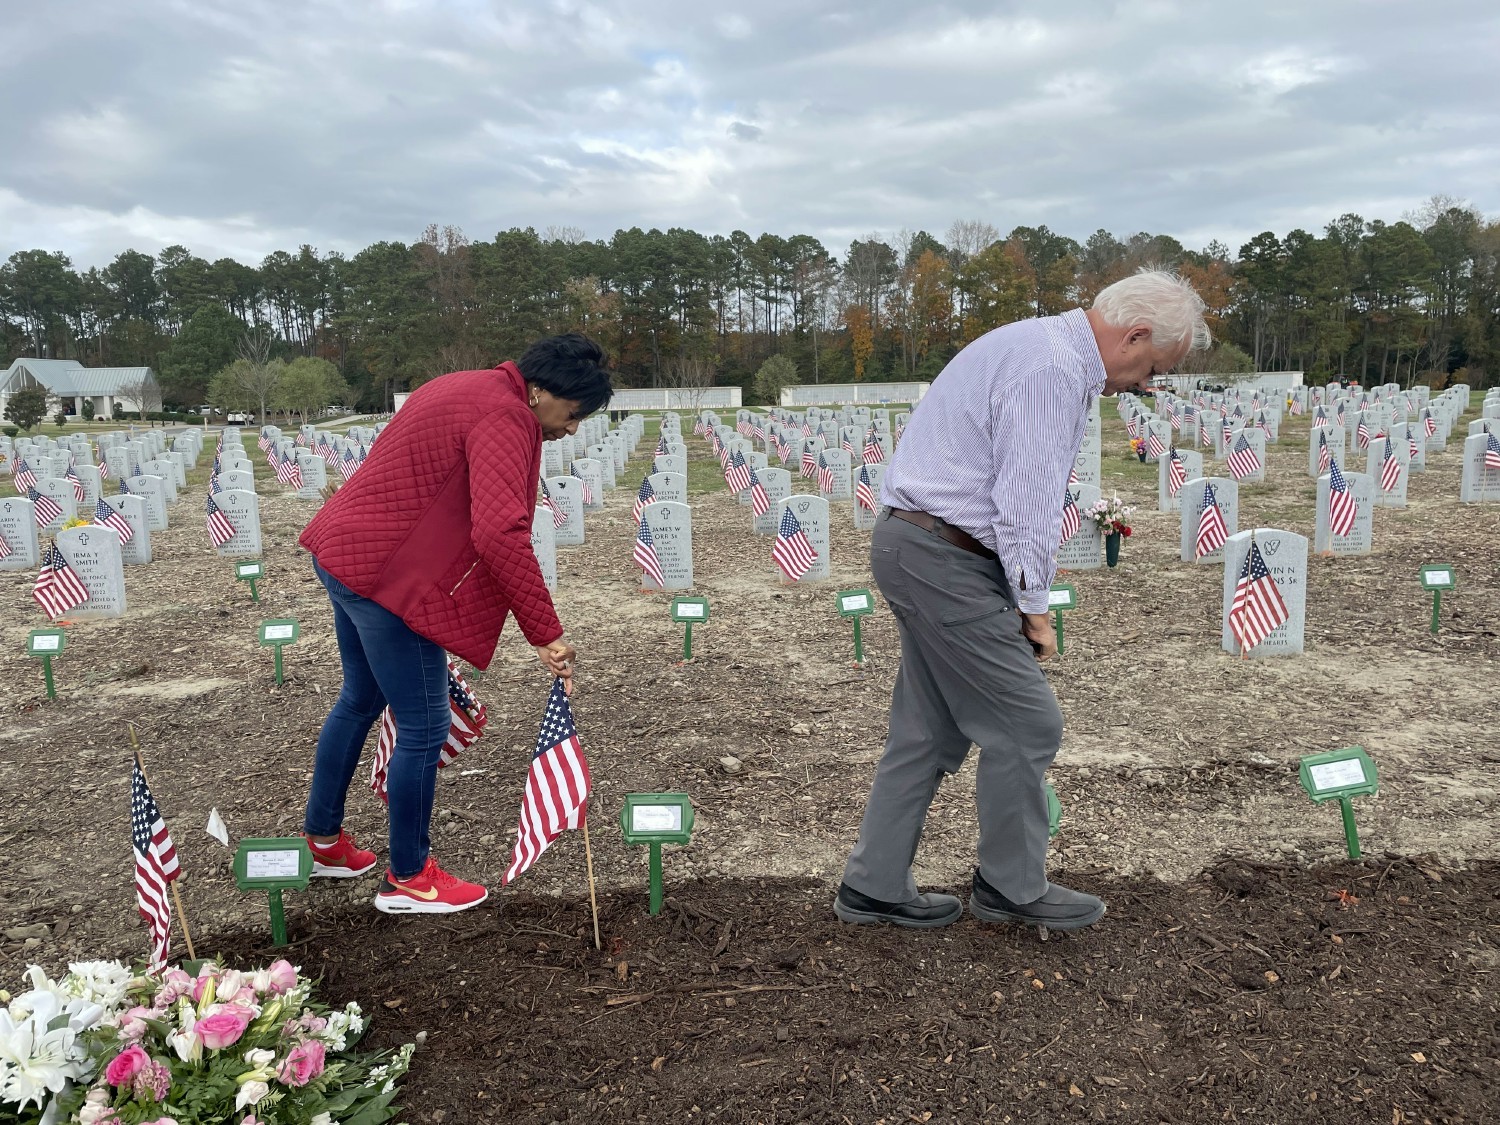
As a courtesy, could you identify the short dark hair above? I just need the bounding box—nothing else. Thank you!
[516,334,613,417]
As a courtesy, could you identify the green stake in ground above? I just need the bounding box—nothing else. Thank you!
[670,596,709,662]
[258,618,300,685]
[1047,583,1077,655]
[232,837,312,946]
[1419,564,1456,634]
[1298,746,1379,859]
[1045,781,1062,839]
[619,793,695,916]
[836,587,876,666]
[235,559,264,602]
[27,628,66,700]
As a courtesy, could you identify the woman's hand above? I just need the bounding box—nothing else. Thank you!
[535,639,577,692]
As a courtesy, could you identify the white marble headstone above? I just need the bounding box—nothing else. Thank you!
[647,471,688,507]
[102,493,151,564]
[545,476,585,546]
[530,506,557,592]
[851,463,886,532]
[1314,471,1375,555]
[35,478,77,533]
[1178,477,1239,564]
[571,459,605,512]
[56,525,126,619]
[819,448,854,501]
[0,496,40,570]
[215,489,263,557]
[752,468,793,536]
[1459,434,1500,503]
[1158,447,1204,512]
[777,494,831,582]
[1365,437,1409,508]
[1057,484,1103,571]
[640,501,693,591]
[1308,426,1345,478]
[123,476,169,532]
[1220,529,1307,658]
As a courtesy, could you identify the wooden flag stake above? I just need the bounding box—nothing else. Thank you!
[126,722,196,962]
[581,817,602,951]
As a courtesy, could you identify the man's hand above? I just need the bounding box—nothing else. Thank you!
[1020,612,1056,662]
[535,639,577,692]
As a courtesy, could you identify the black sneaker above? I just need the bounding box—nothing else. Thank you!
[969,869,1106,930]
[833,883,963,929]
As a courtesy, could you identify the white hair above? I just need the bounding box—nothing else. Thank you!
[1092,267,1212,353]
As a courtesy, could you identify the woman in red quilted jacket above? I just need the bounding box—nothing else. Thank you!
[297,334,612,915]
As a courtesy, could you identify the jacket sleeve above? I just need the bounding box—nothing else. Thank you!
[466,410,564,647]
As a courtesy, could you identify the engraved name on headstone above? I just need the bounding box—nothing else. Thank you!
[1178,477,1240,564]
[56,526,126,618]
[640,501,694,591]
[545,476,585,546]
[1314,471,1376,555]
[531,505,557,592]
[0,496,40,570]
[1220,530,1307,658]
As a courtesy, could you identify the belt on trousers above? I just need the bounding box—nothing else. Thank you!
[886,507,998,561]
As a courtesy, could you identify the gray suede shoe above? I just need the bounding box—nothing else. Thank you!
[969,869,1106,930]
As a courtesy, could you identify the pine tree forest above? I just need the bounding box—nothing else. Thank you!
[3,197,1498,412]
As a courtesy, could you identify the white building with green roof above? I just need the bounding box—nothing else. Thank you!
[0,358,160,420]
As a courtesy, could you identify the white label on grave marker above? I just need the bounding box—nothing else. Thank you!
[1426,571,1452,587]
[1047,589,1071,608]
[676,602,705,618]
[841,593,871,612]
[32,634,61,651]
[264,624,295,641]
[245,850,302,879]
[631,805,682,833]
[1308,759,1367,791]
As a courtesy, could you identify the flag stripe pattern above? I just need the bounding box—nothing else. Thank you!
[1059,490,1081,546]
[132,759,181,973]
[539,478,568,528]
[1486,433,1500,471]
[93,497,134,545]
[369,662,486,803]
[634,519,666,587]
[206,494,238,547]
[1226,434,1262,481]
[33,542,90,618]
[632,476,656,525]
[503,678,591,885]
[28,486,63,528]
[747,466,770,517]
[1380,440,1402,492]
[1328,459,1356,537]
[1167,449,1187,497]
[1317,431,1332,474]
[1228,539,1290,652]
[772,507,817,580]
[1196,483,1228,559]
[856,464,878,512]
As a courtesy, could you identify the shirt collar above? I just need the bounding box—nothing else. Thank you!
[1060,308,1107,399]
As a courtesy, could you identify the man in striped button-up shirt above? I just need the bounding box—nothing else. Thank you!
[836,268,1210,933]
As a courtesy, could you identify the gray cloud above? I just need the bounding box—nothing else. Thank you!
[2,0,1497,267]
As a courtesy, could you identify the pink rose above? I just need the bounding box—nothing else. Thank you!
[119,1006,155,1041]
[265,960,298,995]
[191,968,217,1004]
[195,1006,254,1050]
[277,1039,326,1087]
[155,969,193,1006]
[231,987,260,1006]
[104,1044,149,1087]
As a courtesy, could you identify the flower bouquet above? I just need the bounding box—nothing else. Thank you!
[0,959,414,1125]
[1129,437,1146,462]
[1084,494,1134,567]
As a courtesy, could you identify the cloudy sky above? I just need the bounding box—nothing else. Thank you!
[3,0,1497,268]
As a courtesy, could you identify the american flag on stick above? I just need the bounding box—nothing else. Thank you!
[369,662,486,803]
[1068,466,1079,486]
[632,475,656,525]
[12,457,37,492]
[1125,414,1140,440]
[1356,420,1371,450]
[816,452,834,495]
[1289,397,1304,416]
[1379,440,1402,493]
[1423,411,1436,438]
[338,448,359,481]
[502,678,591,885]
[206,494,237,547]
[131,757,181,973]
[539,478,568,528]
[1059,490,1081,546]
[0,531,11,561]
[1200,421,1214,448]
[98,456,111,481]
[800,445,818,478]
[570,465,594,506]
[1485,432,1500,471]
[862,427,885,464]
[725,450,752,494]
[1167,449,1187,497]
[65,468,85,502]
[856,464,878,512]
[772,506,817,580]
[1195,483,1228,559]
[747,465,770,517]
[1327,459,1356,537]
[28,486,63,529]
[1226,434,1262,481]
[1228,538,1289,654]
[1145,429,1166,460]
[634,519,666,588]
[1317,431,1332,474]
[93,497,134,546]
[33,541,89,619]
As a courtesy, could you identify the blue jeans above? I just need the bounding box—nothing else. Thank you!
[304,560,450,879]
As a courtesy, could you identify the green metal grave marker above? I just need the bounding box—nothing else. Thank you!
[836,587,876,665]
[258,618,300,685]
[670,597,709,662]
[1419,565,1456,634]
[1045,781,1062,839]
[619,793,695,916]
[27,629,66,700]
[1298,746,1379,859]
[1047,583,1077,654]
[235,559,264,602]
[232,837,312,946]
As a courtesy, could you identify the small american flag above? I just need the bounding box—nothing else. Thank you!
[1336,405,1345,425]
[1195,483,1228,559]
[746,465,771,516]
[1424,411,1436,438]
[725,450,752,494]
[29,486,63,529]
[1228,539,1289,653]
[1125,414,1140,440]
[840,432,855,456]
[502,678,591,885]
[1317,430,1332,474]
[131,759,181,973]
[1356,420,1371,450]
[33,540,90,618]
[632,475,656,525]
[656,432,669,456]
[338,448,359,481]
[1200,420,1214,448]
[634,519,666,587]
[1380,440,1402,492]
[862,428,885,464]
[206,494,237,547]
[12,457,37,492]
[1289,396,1304,416]
[369,662,486,803]
[1226,434,1261,480]
[93,497,134,545]
[749,420,765,442]
[1068,465,1079,486]
[0,532,10,560]
[1145,429,1166,460]
[1328,459,1356,537]
[800,445,818,478]
[258,434,272,452]
[65,467,85,501]
[773,507,818,580]
[1408,432,1420,461]
[856,464,878,512]
[209,472,222,495]
[816,452,834,494]
[1167,449,1187,497]
[1485,432,1500,471]
[98,456,111,481]
[539,478,568,528]
[570,465,594,506]
[1059,490,1081,546]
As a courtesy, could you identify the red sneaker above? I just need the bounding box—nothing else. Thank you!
[306,830,377,878]
[375,857,488,914]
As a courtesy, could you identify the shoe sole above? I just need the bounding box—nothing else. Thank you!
[312,860,377,879]
[969,899,1106,930]
[833,898,962,929]
[374,889,489,915]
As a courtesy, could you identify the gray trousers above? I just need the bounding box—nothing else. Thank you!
[842,511,1063,904]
